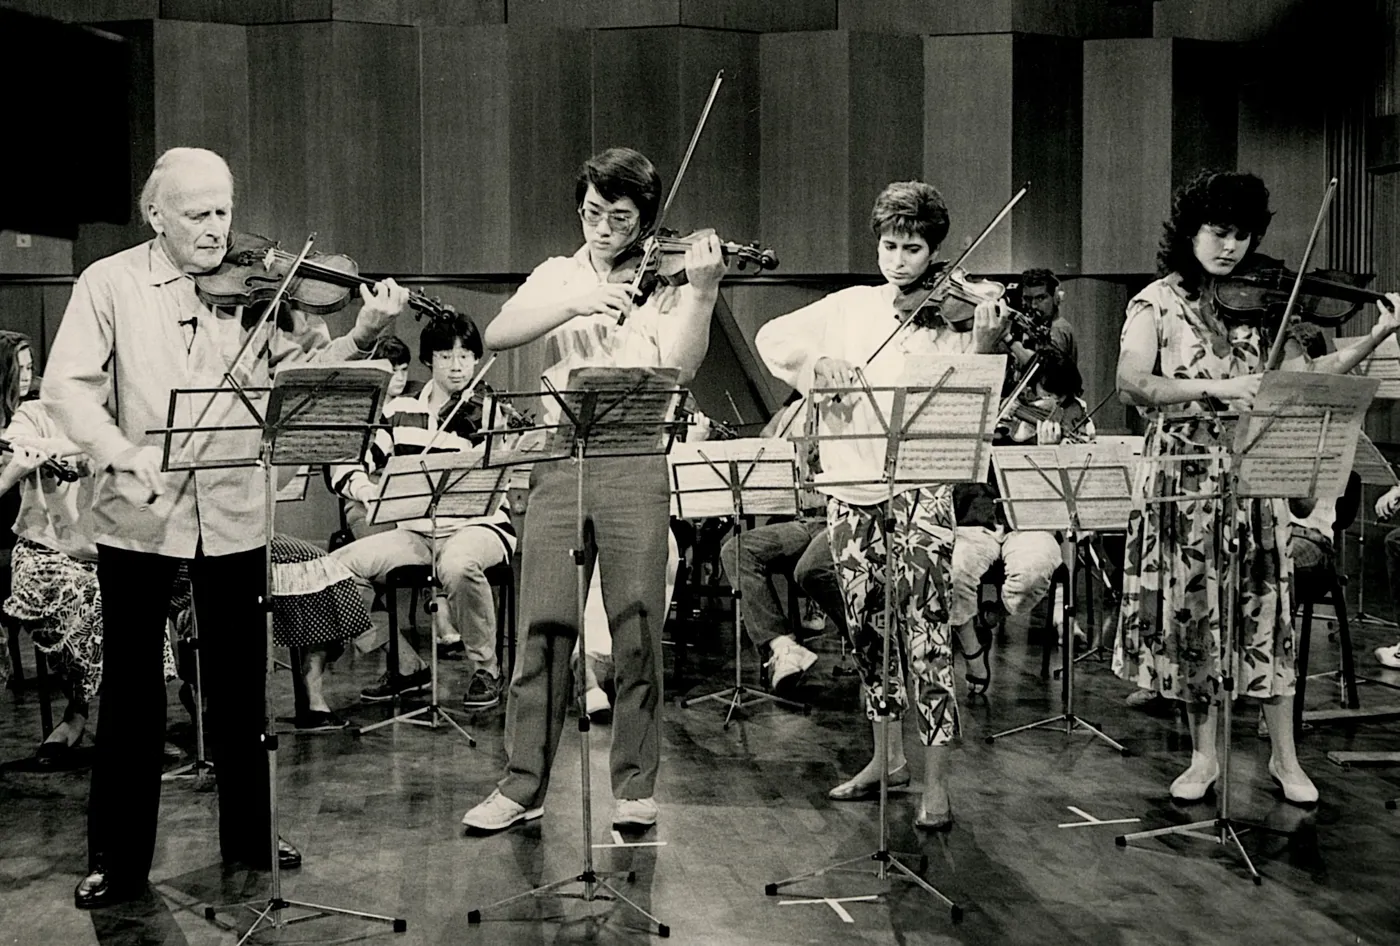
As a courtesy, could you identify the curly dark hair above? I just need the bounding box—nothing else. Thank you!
[1018,267,1060,294]
[1158,170,1274,298]
[870,181,950,250]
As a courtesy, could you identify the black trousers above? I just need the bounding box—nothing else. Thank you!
[87,543,270,878]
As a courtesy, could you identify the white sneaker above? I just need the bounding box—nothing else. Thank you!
[461,790,543,832]
[613,797,659,828]
[767,640,818,690]
[585,686,612,720]
[1375,643,1400,670]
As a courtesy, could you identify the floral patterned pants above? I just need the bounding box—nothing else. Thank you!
[827,486,957,746]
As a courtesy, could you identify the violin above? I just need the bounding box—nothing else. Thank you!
[195,232,454,323]
[0,437,84,482]
[996,396,1088,445]
[609,228,779,309]
[442,382,533,447]
[892,262,1007,332]
[1211,253,1387,327]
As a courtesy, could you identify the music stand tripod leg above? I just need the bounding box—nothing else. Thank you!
[763,482,960,924]
[986,542,1128,753]
[202,457,407,938]
[164,610,214,782]
[467,392,669,938]
[681,515,808,725]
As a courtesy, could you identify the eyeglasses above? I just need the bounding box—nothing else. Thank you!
[431,350,475,365]
[578,205,639,230]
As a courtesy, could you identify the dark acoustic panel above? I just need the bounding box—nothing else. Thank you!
[246,21,420,273]
[506,0,834,31]
[160,0,504,25]
[1082,39,1236,275]
[760,31,922,274]
[839,0,1149,38]
[590,28,761,250]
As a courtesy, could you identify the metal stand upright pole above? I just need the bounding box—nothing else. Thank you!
[468,420,670,937]
[203,458,407,942]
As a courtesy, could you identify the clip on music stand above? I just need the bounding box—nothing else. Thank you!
[673,437,809,726]
[764,354,1004,925]
[355,452,511,744]
[150,363,406,939]
[983,440,1136,754]
[468,366,685,938]
[1116,372,1376,884]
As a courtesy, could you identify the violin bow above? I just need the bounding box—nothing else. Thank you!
[864,181,1030,367]
[618,70,726,326]
[1264,177,1338,371]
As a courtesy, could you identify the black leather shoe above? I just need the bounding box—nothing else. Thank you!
[223,837,302,870]
[73,868,142,909]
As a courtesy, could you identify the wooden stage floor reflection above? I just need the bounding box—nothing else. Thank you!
[3,607,1400,946]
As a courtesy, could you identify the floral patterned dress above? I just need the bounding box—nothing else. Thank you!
[1113,275,1295,705]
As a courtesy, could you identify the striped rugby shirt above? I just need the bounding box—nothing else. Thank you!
[330,381,515,549]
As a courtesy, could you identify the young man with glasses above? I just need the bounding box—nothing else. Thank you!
[462,147,725,833]
[328,313,515,711]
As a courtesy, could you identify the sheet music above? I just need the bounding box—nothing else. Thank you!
[368,452,507,525]
[993,438,1141,532]
[267,362,388,466]
[1355,333,1400,400]
[1233,372,1379,499]
[275,464,312,502]
[892,354,1005,484]
[668,438,799,519]
[547,367,684,458]
[1352,431,1399,487]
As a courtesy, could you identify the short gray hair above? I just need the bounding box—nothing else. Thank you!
[139,147,234,228]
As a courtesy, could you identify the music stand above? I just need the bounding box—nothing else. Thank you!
[150,361,407,939]
[1340,431,1398,629]
[764,353,1005,925]
[356,452,511,743]
[1116,371,1377,884]
[162,605,212,786]
[674,437,809,725]
[983,439,1137,754]
[467,367,685,938]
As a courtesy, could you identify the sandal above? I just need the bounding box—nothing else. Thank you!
[960,614,994,695]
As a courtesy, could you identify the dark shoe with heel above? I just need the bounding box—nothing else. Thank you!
[74,862,143,910]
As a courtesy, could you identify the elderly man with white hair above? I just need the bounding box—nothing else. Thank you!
[42,147,408,909]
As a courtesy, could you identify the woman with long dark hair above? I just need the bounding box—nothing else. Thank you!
[1115,170,1400,805]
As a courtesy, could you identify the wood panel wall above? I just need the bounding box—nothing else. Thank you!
[591,28,760,247]
[505,0,834,32]
[420,26,590,273]
[759,31,923,274]
[1081,39,1237,275]
[925,33,1081,274]
[838,0,1149,37]
[244,22,420,273]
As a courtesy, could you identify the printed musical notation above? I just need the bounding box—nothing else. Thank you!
[1352,431,1399,487]
[1355,333,1400,400]
[992,438,1142,532]
[369,452,507,525]
[892,355,1005,484]
[267,362,391,465]
[1233,372,1378,499]
[668,438,799,519]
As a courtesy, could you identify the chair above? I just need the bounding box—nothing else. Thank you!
[382,558,518,692]
[1294,472,1364,734]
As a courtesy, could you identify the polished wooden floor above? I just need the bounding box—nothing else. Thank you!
[3,589,1400,946]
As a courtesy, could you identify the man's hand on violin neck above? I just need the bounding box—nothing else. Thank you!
[1375,292,1400,335]
[683,232,727,293]
[353,279,410,343]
